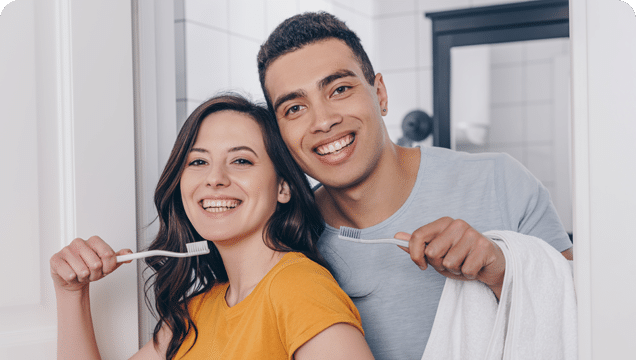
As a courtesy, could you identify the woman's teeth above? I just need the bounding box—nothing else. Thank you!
[316,134,354,155]
[202,199,240,212]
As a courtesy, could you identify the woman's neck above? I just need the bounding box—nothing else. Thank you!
[215,235,284,307]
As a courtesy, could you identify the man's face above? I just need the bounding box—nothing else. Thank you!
[264,38,389,189]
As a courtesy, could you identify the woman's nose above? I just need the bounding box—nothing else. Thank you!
[205,164,230,187]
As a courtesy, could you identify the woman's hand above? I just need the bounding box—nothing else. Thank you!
[50,236,133,293]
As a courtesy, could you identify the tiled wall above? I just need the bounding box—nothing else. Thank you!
[374,0,537,141]
[174,0,374,127]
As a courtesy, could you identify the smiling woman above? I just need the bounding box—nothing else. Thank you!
[49,93,375,360]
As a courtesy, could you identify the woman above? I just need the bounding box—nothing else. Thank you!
[50,94,375,359]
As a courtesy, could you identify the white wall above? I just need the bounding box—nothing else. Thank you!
[571,0,636,358]
[0,0,139,358]
[173,0,375,127]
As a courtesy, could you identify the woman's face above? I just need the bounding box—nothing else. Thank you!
[180,110,290,245]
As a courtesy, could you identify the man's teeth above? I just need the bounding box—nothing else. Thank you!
[316,135,354,155]
[202,199,240,212]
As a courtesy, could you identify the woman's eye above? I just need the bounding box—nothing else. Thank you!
[232,158,253,165]
[188,159,207,166]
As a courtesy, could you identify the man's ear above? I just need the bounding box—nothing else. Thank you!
[277,179,291,204]
[374,73,389,115]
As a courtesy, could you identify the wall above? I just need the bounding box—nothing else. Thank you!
[0,0,139,358]
[571,0,636,358]
[173,0,374,127]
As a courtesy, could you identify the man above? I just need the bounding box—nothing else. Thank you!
[257,12,573,359]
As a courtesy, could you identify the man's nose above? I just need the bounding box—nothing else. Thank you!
[310,103,343,133]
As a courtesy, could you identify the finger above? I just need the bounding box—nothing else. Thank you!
[440,231,475,276]
[86,236,118,275]
[423,219,469,271]
[73,239,105,282]
[63,240,92,282]
[464,236,505,284]
[459,247,489,280]
[50,255,79,284]
[409,217,454,269]
[394,232,411,253]
[114,248,134,267]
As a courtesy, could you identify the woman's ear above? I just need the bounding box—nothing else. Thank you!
[277,179,291,204]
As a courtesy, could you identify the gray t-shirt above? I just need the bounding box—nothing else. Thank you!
[316,146,573,360]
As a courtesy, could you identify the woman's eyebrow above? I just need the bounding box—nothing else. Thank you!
[189,146,258,158]
[229,146,258,158]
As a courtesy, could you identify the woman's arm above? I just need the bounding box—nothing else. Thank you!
[131,324,171,360]
[293,323,375,360]
[50,236,135,360]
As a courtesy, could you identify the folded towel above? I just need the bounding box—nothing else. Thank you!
[421,230,577,360]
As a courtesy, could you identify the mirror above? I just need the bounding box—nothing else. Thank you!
[451,39,572,234]
[426,0,572,235]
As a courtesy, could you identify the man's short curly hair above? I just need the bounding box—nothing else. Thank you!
[257,12,376,112]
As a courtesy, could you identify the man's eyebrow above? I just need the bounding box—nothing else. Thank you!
[273,90,307,114]
[318,69,357,90]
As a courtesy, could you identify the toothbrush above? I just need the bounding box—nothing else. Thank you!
[338,226,409,247]
[116,241,210,262]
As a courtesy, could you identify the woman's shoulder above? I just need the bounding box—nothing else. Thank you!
[266,252,353,307]
[268,252,333,284]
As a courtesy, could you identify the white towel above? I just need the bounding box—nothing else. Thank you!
[421,230,577,360]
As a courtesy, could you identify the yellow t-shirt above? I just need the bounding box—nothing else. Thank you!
[174,252,363,359]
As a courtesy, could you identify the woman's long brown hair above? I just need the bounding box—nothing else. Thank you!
[144,93,326,359]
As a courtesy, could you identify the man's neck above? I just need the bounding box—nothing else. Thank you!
[317,145,420,229]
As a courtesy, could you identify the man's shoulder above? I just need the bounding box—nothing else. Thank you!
[420,145,510,163]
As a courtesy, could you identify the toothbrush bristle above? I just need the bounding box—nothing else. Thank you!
[339,226,361,239]
[186,241,210,255]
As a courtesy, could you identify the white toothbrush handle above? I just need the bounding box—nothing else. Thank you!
[373,238,410,247]
[339,237,410,247]
[116,250,192,262]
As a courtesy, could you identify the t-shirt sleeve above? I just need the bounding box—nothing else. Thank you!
[267,259,364,359]
[495,153,572,252]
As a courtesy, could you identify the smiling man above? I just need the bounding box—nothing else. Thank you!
[257,12,573,359]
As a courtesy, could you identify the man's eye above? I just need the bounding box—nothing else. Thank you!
[286,105,304,116]
[333,86,350,95]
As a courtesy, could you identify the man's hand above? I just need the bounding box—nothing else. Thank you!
[395,217,506,299]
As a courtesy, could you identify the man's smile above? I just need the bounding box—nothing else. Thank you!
[314,134,355,156]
